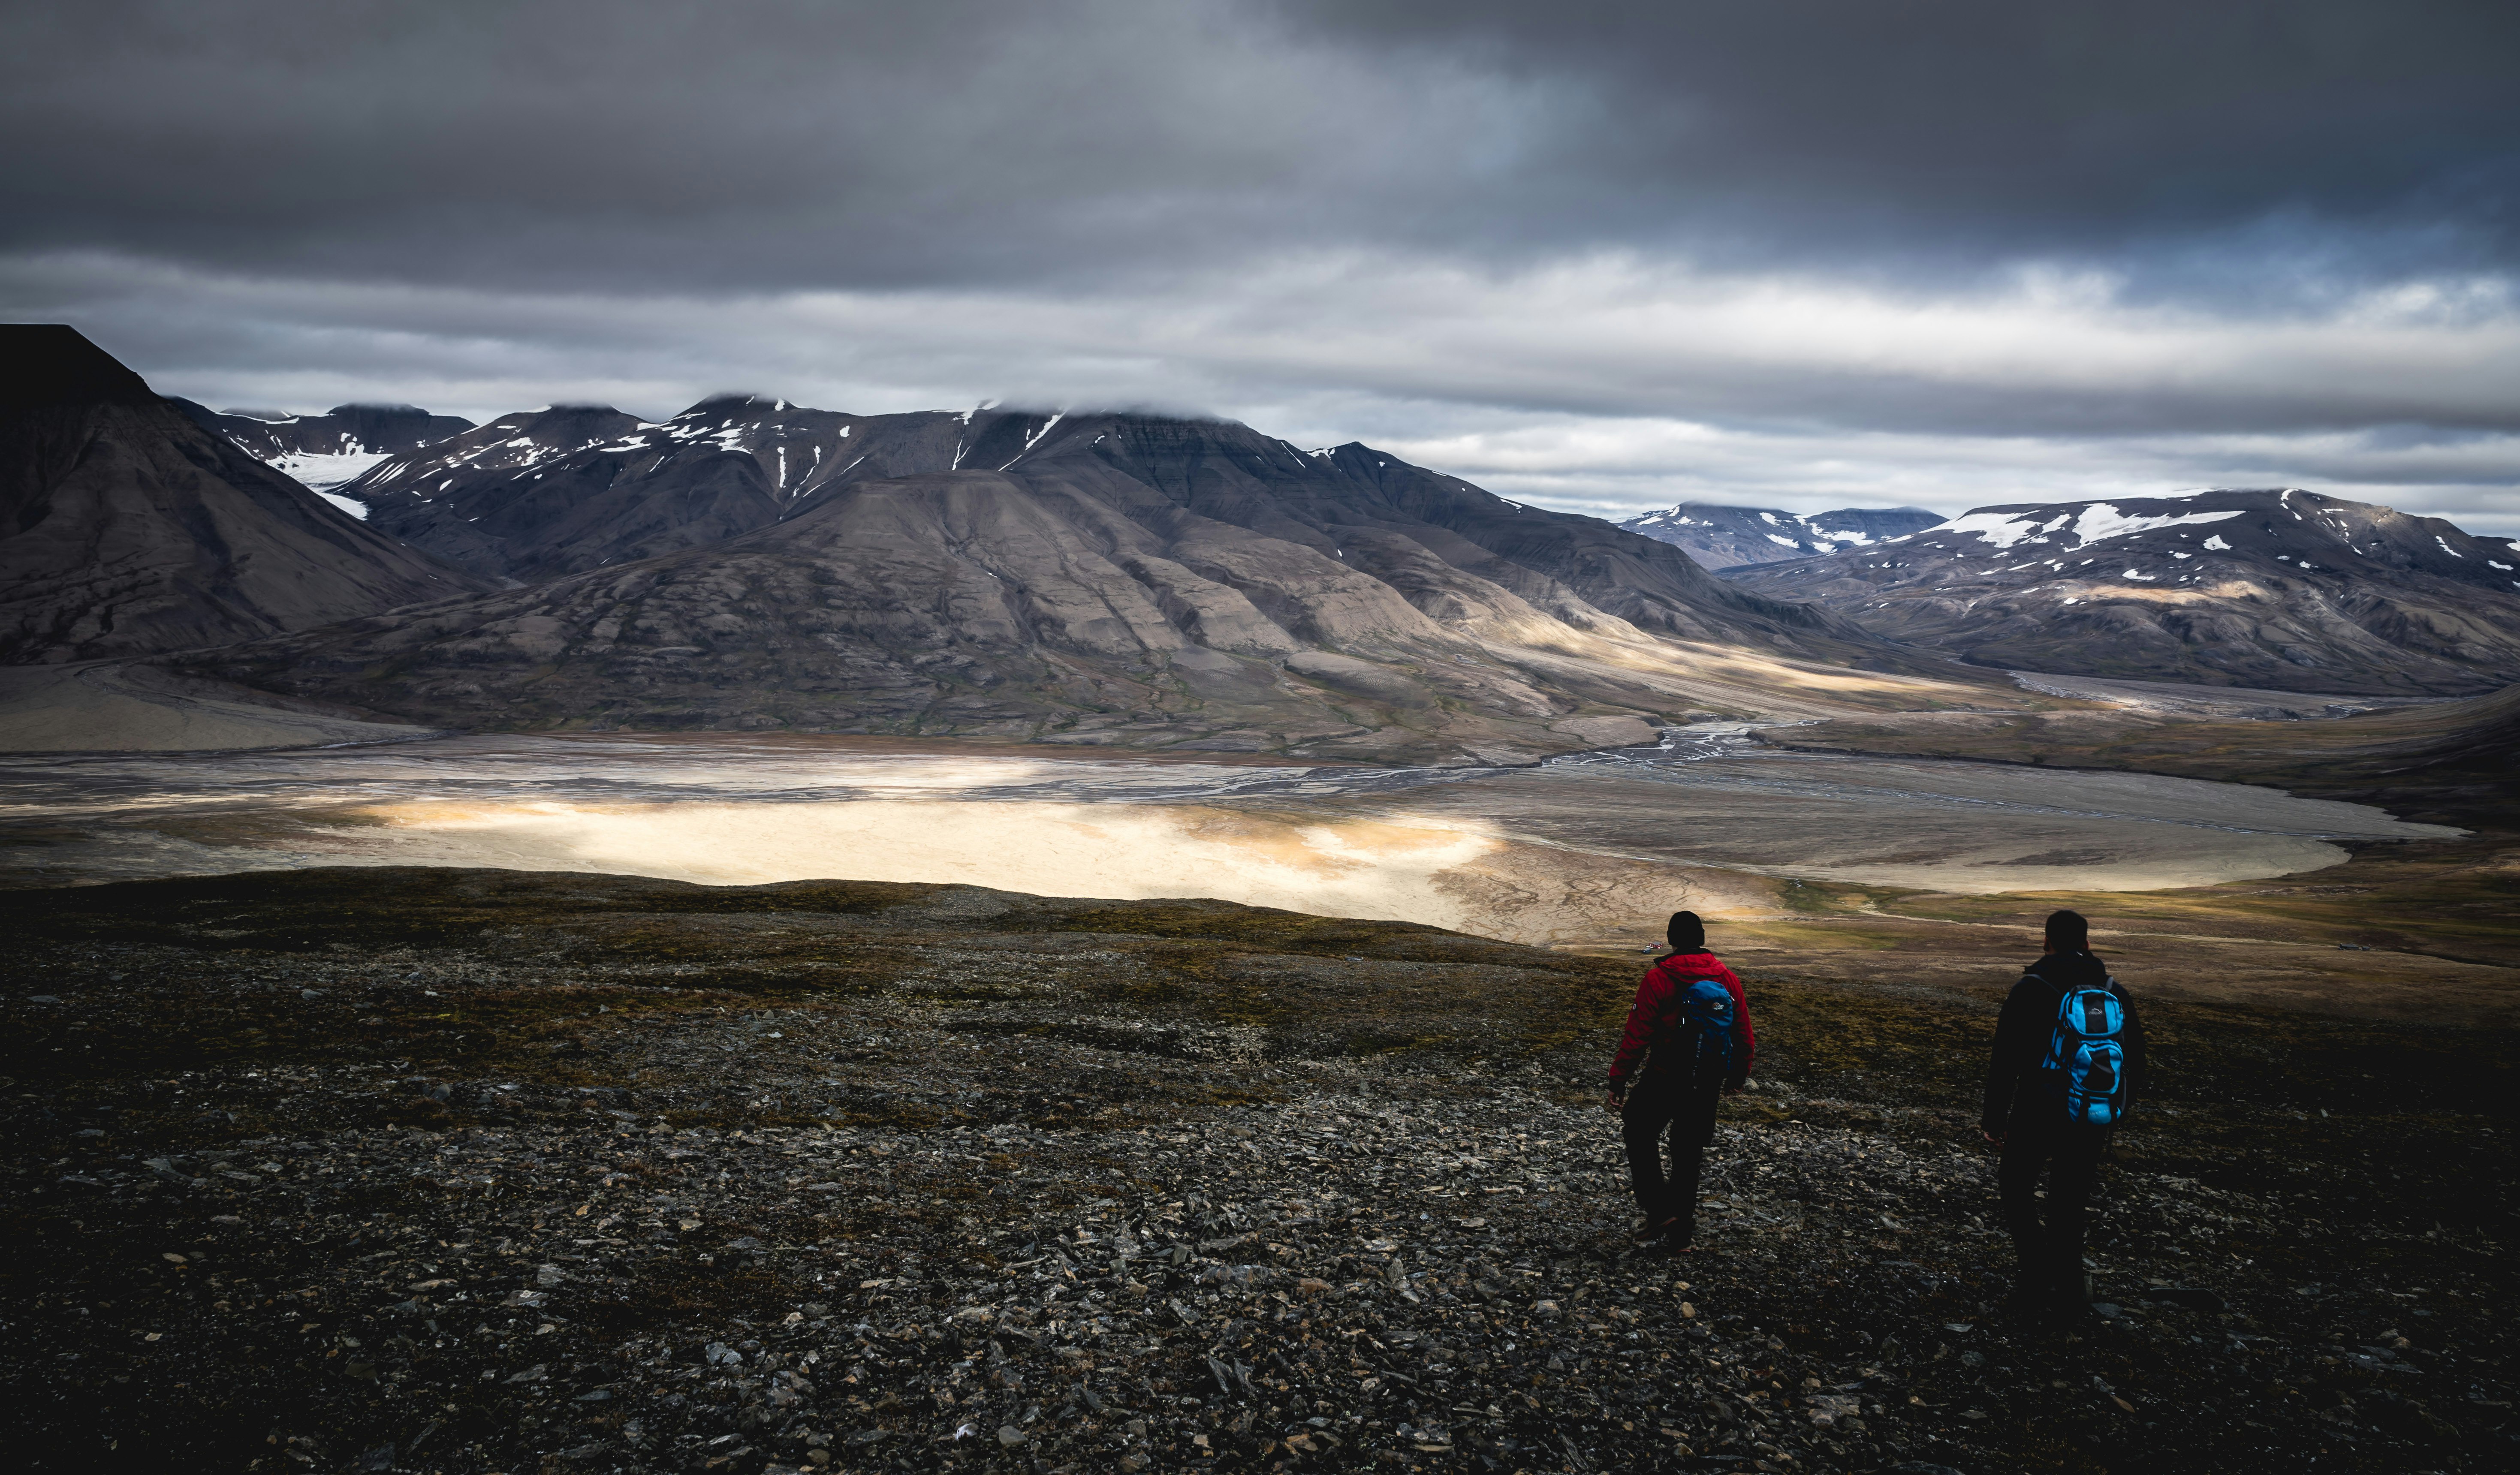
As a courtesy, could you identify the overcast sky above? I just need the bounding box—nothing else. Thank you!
[7,1,2518,531]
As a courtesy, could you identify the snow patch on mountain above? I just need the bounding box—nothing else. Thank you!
[1932,503,2245,549]
[1932,511,2065,549]
[269,449,398,490]
[1727,486,2520,695]
[1621,502,1941,566]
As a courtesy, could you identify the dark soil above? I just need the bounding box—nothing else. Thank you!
[3,867,2511,1475]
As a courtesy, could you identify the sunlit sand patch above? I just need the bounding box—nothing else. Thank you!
[338,799,1514,935]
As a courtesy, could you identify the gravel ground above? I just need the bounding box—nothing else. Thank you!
[3,867,2511,1475]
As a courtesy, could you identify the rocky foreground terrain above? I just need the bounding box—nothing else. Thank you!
[5,867,2511,1475]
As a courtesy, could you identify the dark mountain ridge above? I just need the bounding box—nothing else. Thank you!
[325,395,1898,650]
[0,327,491,664]
[1726,487,2520,695]
[171,400,473,463]
[169,399,474,494]
[1620,501,1942,568]
[181,406,1986,762]
[335,398,972,581]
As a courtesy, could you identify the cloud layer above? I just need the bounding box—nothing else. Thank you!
[6,0,2517,531]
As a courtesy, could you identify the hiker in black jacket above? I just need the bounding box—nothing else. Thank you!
[1981,909,2147,1310]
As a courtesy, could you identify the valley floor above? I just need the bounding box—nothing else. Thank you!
[3,867,2511,1475]
[0,727,2459,943]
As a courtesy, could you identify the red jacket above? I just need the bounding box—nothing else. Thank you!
[1609,952,1754,1085]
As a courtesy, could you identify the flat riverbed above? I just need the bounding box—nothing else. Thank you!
[0,729,2458,945]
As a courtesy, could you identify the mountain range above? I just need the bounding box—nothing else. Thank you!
[184,408,1967,762]
[1619,502,1943,568]
[0,327,487,665]
[4,329,1995,762]
[1724,489,2520,695]
[330,396,987,584]
[15,325,2515,754]
[169,399,474,493]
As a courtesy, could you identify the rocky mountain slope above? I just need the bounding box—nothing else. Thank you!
[1724,488,2520,695]
[332,397,969,583]
[172,400,473,491]
[1619,503,1941,568]
[176,409,1998,762]
[0,327,490,664]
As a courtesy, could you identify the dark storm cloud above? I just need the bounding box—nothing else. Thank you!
[4,1,2516,532]
[0,0,1534,291]
[1280,0,2520,286]
[7,1,2513,293]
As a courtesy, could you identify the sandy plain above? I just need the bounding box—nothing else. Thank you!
[0,728,2456,943]
[5,716,2505,1030]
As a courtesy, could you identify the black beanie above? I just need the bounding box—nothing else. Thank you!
[1667,910,1706,953]
[2045,909,2090,951]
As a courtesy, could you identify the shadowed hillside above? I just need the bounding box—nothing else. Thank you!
[0,328,488,663]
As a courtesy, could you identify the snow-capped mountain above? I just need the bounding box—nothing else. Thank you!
[1726,488,2520,695]
[170,400,473,495]
[179,407,1948,764]
[1619,502,1942,568]
[332,396,972,581]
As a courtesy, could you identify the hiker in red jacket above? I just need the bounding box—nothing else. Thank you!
[1606,910,1755,1249]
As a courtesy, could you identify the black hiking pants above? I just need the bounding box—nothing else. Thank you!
[1622,1074,1722,1240]
[1997,1119,2109,1295]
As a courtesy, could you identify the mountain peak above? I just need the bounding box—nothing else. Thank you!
[1622,500,1943,568]
[679,393,786,416]
[1,325,159,409]
[2,332,486,661]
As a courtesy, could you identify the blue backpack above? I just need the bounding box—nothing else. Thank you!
[1656,978,1738,1090]
[2044,982,2128,1126]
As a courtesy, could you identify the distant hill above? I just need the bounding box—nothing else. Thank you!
[1725,488,2520,695]
[1619,502,1942,567]
[0,326,488,663]
[178,408,1985,763]
[171,400,473,491]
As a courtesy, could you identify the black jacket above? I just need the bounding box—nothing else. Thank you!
[1981,951,2147,1135]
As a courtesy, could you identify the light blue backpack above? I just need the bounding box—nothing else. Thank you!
[2043,984,2128,1126]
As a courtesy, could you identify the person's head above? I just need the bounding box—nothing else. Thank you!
[2044,909,2090,954]
[1667,910,1706,953]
